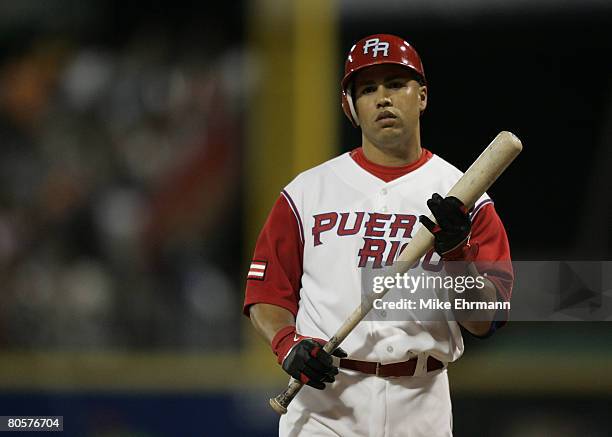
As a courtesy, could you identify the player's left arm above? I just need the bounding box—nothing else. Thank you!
[420,196,513,337]
[462,202,513,337]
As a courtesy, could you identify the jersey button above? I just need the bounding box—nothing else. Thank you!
[387,346,394,353]
[381,188,388,195]
[381,206,388,212]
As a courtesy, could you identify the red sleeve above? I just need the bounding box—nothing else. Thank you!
[470,202,514,303]
[466,201,514,336]
[242,194,304,318]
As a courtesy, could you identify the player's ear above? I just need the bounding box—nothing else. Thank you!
[419,85,428,112]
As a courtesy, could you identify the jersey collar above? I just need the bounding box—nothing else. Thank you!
[349,147,433,183]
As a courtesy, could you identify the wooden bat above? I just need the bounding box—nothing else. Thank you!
[269,131,523,415]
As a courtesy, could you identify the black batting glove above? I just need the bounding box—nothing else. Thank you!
[282,338,347,390]
[271,326,347,390]
[419,194,473,259]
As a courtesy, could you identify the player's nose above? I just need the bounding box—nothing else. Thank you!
[376,95,392,109]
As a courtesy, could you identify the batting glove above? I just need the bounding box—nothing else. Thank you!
[271,326,347,390]
[419,193,478,261]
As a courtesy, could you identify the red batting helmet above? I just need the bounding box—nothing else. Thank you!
[341,34,426,127]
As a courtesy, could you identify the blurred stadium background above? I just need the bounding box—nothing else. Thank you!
[0,0,611,435]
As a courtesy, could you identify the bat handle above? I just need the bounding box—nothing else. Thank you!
[269,338,340,414]
[269,378,303,415]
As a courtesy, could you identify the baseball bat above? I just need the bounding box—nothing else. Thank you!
[269,131,523,414]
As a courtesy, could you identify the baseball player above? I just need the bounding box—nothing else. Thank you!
[244,34,513,436]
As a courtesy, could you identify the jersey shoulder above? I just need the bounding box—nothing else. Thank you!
[284,152,352,192]
[428,154,464,179]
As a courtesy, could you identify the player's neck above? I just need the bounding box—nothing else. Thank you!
[361,135,422,167]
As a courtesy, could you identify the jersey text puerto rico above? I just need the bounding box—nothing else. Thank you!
[312,211,441,269]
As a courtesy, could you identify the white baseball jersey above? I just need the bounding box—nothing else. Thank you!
[286,149,490,364]
[244,148,512,364]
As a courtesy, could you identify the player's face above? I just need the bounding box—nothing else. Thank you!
[353,64,427,150]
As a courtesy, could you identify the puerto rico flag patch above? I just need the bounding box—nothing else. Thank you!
[248,260,268,281]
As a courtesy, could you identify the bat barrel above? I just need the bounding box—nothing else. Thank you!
[447,131,523,207]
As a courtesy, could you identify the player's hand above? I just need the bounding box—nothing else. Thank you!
[419,193,478,261]
[271,326,347,390]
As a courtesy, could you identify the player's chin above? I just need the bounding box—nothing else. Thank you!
[374,127,403,142]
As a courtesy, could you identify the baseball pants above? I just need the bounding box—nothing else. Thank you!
[279,365,453,436]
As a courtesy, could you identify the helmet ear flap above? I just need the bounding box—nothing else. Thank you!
[346,88,360,127]
[341,87,360,127]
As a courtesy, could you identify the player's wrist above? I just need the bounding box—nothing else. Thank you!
[442,240,478,261]
[271,325,298,363]
[442,242,479,276]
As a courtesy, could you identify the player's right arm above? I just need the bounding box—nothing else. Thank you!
[244,194,345,389]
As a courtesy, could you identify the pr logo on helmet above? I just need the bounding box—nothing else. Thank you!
[363,38,389,57]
